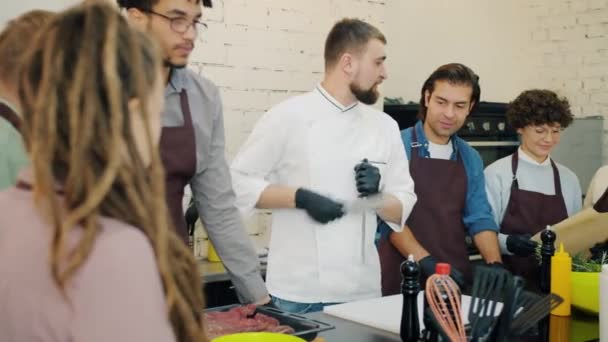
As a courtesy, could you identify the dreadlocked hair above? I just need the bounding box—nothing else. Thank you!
[17,2,206,341]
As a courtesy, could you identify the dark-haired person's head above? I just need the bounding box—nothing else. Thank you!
[324,18,387,105]
[507,89,573,162]
[418,63,480,144]
[117,0,211,68]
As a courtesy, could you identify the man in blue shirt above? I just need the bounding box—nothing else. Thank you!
[378,63,503,295]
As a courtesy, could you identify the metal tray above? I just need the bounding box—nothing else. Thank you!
[205,304,335,341]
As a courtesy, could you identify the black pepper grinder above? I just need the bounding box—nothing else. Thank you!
[539,227,556,342]
[401,255,420,342]
[539,228,556,293]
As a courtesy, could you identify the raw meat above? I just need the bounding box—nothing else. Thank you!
[205,305,295,339]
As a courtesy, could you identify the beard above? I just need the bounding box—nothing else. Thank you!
[163,58,187,69]
[350,82,380,105]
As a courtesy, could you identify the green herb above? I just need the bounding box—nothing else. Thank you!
[572,252,607,272]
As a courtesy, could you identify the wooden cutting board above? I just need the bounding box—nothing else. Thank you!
[323,293,501,334]
[531,207,608,255]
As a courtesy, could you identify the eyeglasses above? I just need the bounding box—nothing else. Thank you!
[145,10,207,35]
[531,125,564,138]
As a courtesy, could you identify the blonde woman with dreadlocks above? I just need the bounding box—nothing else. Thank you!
[0,2,206,342]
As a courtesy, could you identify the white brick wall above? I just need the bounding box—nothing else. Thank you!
[192,0,388,159]
[188,0,388,235]
[526,0,608,159]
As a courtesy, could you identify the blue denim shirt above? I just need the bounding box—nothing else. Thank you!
[378,120,498,240]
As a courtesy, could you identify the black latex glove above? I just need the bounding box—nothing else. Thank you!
[506,234,538,257]
[295,188,345,224]
[419,255,466,289]
[354,159,381,196]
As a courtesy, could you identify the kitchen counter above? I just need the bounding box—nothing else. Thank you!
[197,258,267,283]
[196,234,268,284]
[306,309,599,342]
[306,311,400,342]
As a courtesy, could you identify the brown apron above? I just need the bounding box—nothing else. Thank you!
[593,186,608,213]
[501,150,568,289]
[378,130,469,296]
[0,102,21,131]
[159,90,197,243]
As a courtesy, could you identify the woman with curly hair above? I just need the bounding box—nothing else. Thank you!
[0,2,206,341]
[484,89,582,287]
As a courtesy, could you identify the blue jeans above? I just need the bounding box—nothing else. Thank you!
[271,296,341,314]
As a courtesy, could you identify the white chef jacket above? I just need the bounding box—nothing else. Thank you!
[231,85,417,303]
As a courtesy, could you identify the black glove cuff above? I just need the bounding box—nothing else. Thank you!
[294,188,308,209]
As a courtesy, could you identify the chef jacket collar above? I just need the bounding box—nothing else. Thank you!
[315,84,359,113]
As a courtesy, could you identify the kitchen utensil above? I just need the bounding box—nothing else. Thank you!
[211,332,305,342]
[467,265,511,340]
[509,292,563,336]
[342,193,384,264]
[492,276,526,341]
[425,264,466,341]
[323,292,504,334]
[342,193,385,213]
[540,228,556,293]
[400,255,421,342]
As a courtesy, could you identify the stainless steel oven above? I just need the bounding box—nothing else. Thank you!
[383,102,519,166]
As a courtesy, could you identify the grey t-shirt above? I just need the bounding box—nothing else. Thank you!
[0,176,176,342]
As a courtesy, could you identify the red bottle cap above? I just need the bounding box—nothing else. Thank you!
[435,263,451,275]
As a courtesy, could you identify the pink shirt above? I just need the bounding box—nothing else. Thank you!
[0,179,176,342]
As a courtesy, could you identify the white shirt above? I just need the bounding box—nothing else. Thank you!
[231,85,417,303]
[484,148,582,254]
[428,140,453,160]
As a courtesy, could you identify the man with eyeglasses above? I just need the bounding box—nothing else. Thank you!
[118,0,270,305]
[485,89,581,289]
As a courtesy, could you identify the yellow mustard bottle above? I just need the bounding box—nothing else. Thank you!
[207,240,221,262]
[550,243,571,316]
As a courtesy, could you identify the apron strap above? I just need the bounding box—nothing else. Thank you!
[549,158,563,198]
[0,102,21,132]
[411,128,459,161]
[510,149,520,190]
[179,90,194,127]
[512,149,564,198]
[410,129,422,162]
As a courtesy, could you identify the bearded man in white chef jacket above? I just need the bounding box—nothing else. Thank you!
[231,18,417,314]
